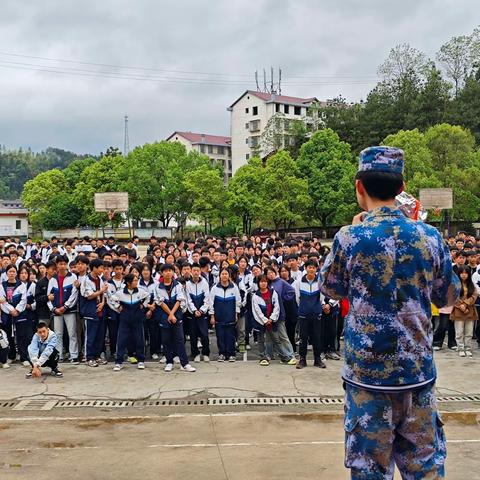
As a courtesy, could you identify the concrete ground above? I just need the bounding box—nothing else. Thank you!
[1,350,479,479]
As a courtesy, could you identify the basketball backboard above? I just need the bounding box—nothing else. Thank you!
[419,188,453,210]
[94,192,129,212]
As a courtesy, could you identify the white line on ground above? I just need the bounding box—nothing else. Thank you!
[1,409,479,423]
[2,439,480,453]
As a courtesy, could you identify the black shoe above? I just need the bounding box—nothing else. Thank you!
[25,370,33,379]
[296,357,307,369]
[314,358,327,369]
[51,368,63,378]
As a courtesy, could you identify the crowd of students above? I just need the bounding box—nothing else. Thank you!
[0,234,346,377]
[0,229,477,378]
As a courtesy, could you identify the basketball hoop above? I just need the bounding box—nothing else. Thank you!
[108,209,116,221]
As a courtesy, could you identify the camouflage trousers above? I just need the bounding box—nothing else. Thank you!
[344,382,446,479]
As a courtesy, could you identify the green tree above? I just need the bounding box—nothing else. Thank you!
[424,123,476,171]
[22,169,70,230]
[117,141,208,228]
[378,43,429,83]
[43,192,81,230]
[261,151,311,230]
[184,165,226,233]
[449,70,480,143]
[412,67,451,130]
[436,35,472,95]
[63,157,97,188]
[297,129,356,226]
[226,157,264,234]
[73,154,125,227]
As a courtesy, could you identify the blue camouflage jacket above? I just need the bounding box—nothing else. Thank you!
[320,206,460,391]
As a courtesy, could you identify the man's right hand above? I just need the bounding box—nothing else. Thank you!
[352,212,367,225]
[32,366,41,378]
[47,294,55,301]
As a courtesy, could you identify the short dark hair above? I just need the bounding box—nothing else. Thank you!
[76,255,90,265]
[356,170,404,201]
[90,259,104,270]
[111,259,124,269]
[45,260,57,270]
[191,262,201,269]
[161,263,174,272]
[55,255,69,264]
[304,259,319,269]
[124,273,136,286]
[37,321,49,330]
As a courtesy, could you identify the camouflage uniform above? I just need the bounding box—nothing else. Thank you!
[321,146,460,479]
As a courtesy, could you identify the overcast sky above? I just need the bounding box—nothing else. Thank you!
[1,0,478,154]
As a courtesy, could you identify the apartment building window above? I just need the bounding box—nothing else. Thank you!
[245,138,249,144]
[249,119,260,132]
[245,107,249,113]
[199,144,205,153]
[207,145,213,154]
[210,158,215,166]
[275,103,280,113]
[246,154,250,160]
[228,160,232,170]
[218,146,224,155]
[228,172,232,178]
[16,220,21,230]
[249,136,259,148]
[294,106,301,115]
[227,148,231,157]
[252,106,258,115]
[245,122,249,129]
[284,105,289,114]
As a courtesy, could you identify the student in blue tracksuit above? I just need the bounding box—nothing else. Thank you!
[111,273,150,371]
[80,258,108,367]
[0,265,27,364]
[155,264,196,373]
[209,267,241,362]
[185,262,210,362]
[294,258,326,369]
[47,255,79,364]
[105,259,124,361]
[139,264,160,360]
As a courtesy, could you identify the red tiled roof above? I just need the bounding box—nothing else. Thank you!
[228,90,320,109]
[167,131,231,146]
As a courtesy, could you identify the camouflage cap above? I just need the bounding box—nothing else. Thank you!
[358,146,404,175]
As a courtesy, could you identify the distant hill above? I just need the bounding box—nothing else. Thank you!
[0,146,97,199]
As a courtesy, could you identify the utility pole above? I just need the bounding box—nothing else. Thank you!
[263,69,267,92]
[123,114,130,156]
[255,70,260,91]
[278,68,282,94]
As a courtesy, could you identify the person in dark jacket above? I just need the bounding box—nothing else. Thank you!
[111,274,150,371]
[34,261,56,326]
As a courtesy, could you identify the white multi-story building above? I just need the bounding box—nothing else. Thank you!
[228,90,327,173]
[166,131,232,182]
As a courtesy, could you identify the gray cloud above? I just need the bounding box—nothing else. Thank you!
[0,0,478,154]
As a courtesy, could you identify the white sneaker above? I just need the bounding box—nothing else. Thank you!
[194,355,201,363]
[22,361,30,367]
[466,350,473,357]
[137,362,145,369]
[6,359,13,364]
[151,354,159,360]
[203,355,210,362]
[173,356,180,364]
[181,364,196,372]
[1,363,10,369]
[159,356,167,364]
[246,344,252,351]
[228,356,236,362]
[217,354,225,362]
[113,364,123,371]
[164,363,174,372]
[433,346,441,351]
[459,350,466,357]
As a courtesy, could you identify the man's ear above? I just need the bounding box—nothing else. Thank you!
[355,179,365,195]
[398,182,405,194]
